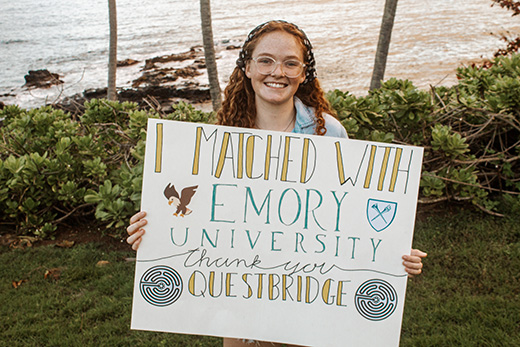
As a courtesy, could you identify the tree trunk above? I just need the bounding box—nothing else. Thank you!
[107,0,118,101]
[370,0,398,90]
[200,0,222,111]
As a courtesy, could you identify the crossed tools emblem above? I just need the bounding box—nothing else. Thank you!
[366,199,397,232]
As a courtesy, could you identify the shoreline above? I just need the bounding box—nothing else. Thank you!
[0,42,510,115]
[0,43,241,114]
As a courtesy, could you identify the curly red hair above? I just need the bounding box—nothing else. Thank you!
[216,21,336,135]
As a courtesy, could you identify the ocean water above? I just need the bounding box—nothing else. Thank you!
[0,0,518,108]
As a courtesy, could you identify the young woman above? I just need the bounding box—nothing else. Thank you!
[127,20,427,347]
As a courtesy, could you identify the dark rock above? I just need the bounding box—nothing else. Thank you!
[119,84,210,104]
[132,63,202,88]
[143,60,158,70]
[194,59,206,69]
[117,59,139,67]
[83,88,108,99]
[143,47,204,71]
[175,65,202,79]
[226,45,241,50]
[24,69,64,88]
[53,83,210,116]
[132,68,178,88]
[50,45,212,115]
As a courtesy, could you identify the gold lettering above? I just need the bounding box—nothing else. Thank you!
[155,123,163,173]
[214,132,231,178]
[364,145,377,188]
[281,137,291,181]
[300,138,309,183]
[389,148,403,192]
[378,147,391,191]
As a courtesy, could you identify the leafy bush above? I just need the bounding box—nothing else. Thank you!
[327,53,520,215]
[0,105,91,237]
[1,54,519,238]
[0,100,211,237]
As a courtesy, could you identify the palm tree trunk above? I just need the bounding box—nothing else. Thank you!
[107,0,118,101]
[370,0,398,90]
[200,0,222,111]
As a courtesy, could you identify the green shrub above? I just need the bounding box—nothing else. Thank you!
[327,53,520,215]
[1,53,519,237]
[0,100,212,237]
[0,106,91,237]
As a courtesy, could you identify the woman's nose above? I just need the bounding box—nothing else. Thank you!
[270,62,284,76]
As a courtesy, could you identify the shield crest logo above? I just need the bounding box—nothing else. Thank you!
[366,199,397,232]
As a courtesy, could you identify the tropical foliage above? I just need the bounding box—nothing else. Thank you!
[1,54,519,237]
[328,53,520,215]
[0,100,211,237]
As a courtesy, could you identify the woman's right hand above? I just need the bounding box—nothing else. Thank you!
[126,211,147,251]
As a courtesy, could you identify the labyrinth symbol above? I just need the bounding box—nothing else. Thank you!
[140,265,183,307]
[354,279,398,321]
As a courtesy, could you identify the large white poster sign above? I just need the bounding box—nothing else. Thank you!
[131,118,424,346]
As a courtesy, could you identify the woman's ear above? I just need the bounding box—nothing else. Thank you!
[245,61,252,79]
[299,67,306,85]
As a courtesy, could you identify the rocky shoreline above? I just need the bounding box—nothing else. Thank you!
[55,46,215,114]
[5,43,241,115]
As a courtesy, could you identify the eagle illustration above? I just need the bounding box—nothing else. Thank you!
[163,183,198,217]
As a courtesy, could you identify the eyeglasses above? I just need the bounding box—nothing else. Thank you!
[250,56,305,78]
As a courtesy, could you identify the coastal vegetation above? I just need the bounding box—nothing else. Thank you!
[329,53,520,216]
[1,53,519,238]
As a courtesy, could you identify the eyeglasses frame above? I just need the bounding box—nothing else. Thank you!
[250,56,306,78]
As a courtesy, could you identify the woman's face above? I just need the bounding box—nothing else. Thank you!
[245,30,306,108]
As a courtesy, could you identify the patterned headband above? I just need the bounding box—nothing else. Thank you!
[236,20,317,85]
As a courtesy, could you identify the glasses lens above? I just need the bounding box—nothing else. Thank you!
[253,56,304,78]
[283,60,304,78]
[255,56,276,75]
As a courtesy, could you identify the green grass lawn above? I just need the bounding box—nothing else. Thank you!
[1,207,519,346]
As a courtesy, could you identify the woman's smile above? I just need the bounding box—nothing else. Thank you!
[265,82,288,89]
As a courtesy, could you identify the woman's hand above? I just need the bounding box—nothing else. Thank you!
[402,249,427,276]
[127,211,147,251]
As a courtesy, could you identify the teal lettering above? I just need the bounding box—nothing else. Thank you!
[331,191,348,231]
[271,231,283,251]
[295,233,307,253]
[201,229,219,248]
[245,230,262,249]
[211,184,237,223]
[348,236,360,259]
[315,234,326,253]
[304,189,325,231]
[244,187,272,224]
[371,238,383,262]
[279,188,301,226]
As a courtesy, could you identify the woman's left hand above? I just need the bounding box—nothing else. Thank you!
[402,249,427,276]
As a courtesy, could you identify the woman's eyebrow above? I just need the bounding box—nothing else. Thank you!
[254,52,303,60]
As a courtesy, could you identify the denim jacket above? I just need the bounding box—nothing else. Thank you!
[292,97,348,139]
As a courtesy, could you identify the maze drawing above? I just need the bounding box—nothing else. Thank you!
[140,265,183,307]
[354,279,398,321]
